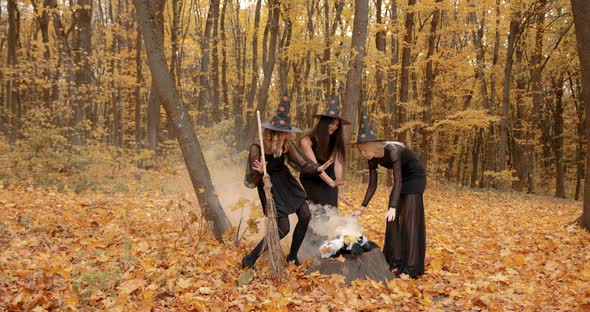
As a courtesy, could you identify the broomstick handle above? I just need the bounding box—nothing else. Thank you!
[256,110,267,176]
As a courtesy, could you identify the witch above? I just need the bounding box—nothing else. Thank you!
[298,94,352,207]
[243,95,333,268]
[351,107,427,278]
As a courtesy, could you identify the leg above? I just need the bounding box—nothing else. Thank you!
[383,202,404,272]
[287,201,311,265]
[399,194,426,278]
[242,214,291,268]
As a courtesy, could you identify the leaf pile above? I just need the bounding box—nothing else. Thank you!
[1,182,588,311]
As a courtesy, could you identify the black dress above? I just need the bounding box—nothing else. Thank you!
[361,143,426,278]
[242,140,319,266]
[299,136,338,207]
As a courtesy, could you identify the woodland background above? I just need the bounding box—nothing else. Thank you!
[0,0,586,196]
[1,0,590,310]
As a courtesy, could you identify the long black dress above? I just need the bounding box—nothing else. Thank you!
[243,139,319,267]
[299,136,338,207]
[361,143,426,278]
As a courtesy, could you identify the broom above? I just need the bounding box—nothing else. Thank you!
[257,110,286,281]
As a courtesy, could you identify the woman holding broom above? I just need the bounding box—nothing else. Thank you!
[243,95,333,268]
[351,107,427,278]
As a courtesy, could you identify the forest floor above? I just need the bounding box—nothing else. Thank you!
[1,172,589,311]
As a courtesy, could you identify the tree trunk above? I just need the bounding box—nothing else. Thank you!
[134,0,232,241]
[385,0,400,187]
[243,0,262,150]
[135,21,143,146]
[342,0,369,145]
[421,0,442,171]
[146,1,165,151]
[571,0,590,231]
[571,76,584,201]
[210,0,221,123]
[220,0,230,121]
[482,0,501,188]
[248,0,280,141]
[230,0,246,150]
[398,0,416,143]
[278,17,292,95]
[72,0,92,144]
[197,0,220,124]
[31,0,52,108]
[6,0,19,142]
[375,0,386,135]
[529,0,547,193]
[499,12,521,190]
[552,74,566,198]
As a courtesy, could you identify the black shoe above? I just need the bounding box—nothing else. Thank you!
[242,255,255,269]
[286,255,301,266]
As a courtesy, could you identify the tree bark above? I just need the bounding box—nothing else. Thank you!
[571,0,590,230]
[6,0,19,142]
[342,0,369,144]
[197,0,220,123]
[499,11,521,190]
[398,0,416,143]
[552,74,566,198]
[421,0,442,171]
[135,21,143,146]
[482,0,501,188]
[243,0,262,150]
[71,0,93,144]
[134,0,232,241]
[247,0,280,142]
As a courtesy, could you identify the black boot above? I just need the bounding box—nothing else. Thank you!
[242,255,256,269]
[286,254,301,266]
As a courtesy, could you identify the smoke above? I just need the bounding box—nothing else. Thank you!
[299,202,364,260]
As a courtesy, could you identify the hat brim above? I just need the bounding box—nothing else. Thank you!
[261,122,302,133]
[313,114,352,125]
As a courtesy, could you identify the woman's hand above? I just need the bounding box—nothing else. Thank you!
[317,157,335,172]
[385,208,396,222]
[351,206,366,217]
[330,178,345,188]
[338,193,354,208]
[252,159,264,173]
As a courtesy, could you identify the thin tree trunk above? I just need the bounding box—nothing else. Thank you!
[6,0,19,142]
[248,0,280,141]
[552,74,565,198]
[197,0,220,123]
[243,0,262,150]
[135,21,143,146]
[421,0,442,171]
[72,0,92,144]
[342,0,369,144]
[499,12,521,190]
[146,0,165,151]
[398,0,416,143]
[482,0,501,188]
[220,0,230,120]
[135,0,231,241]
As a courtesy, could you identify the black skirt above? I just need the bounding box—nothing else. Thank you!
[382,193,426,278]
[300,163,338,207]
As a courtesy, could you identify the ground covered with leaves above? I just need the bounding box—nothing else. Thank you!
[1,181,589,311]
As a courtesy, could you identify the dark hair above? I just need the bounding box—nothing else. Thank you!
[307,116,346,163]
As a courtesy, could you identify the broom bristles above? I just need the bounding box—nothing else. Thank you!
[262,187,286,281]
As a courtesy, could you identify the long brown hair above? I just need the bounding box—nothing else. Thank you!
[262,129,289,157]
[307,116,346,163]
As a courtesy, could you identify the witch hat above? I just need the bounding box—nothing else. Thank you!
[352,106,383,144]
[261,94,302,133]
[314,95,351,125]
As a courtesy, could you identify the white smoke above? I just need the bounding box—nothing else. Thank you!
[299,202,364,260]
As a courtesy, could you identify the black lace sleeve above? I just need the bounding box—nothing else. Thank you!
[285,139,319,174]
[244,144,262,188]
[361,159,379,207]
[387,145,402,209]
